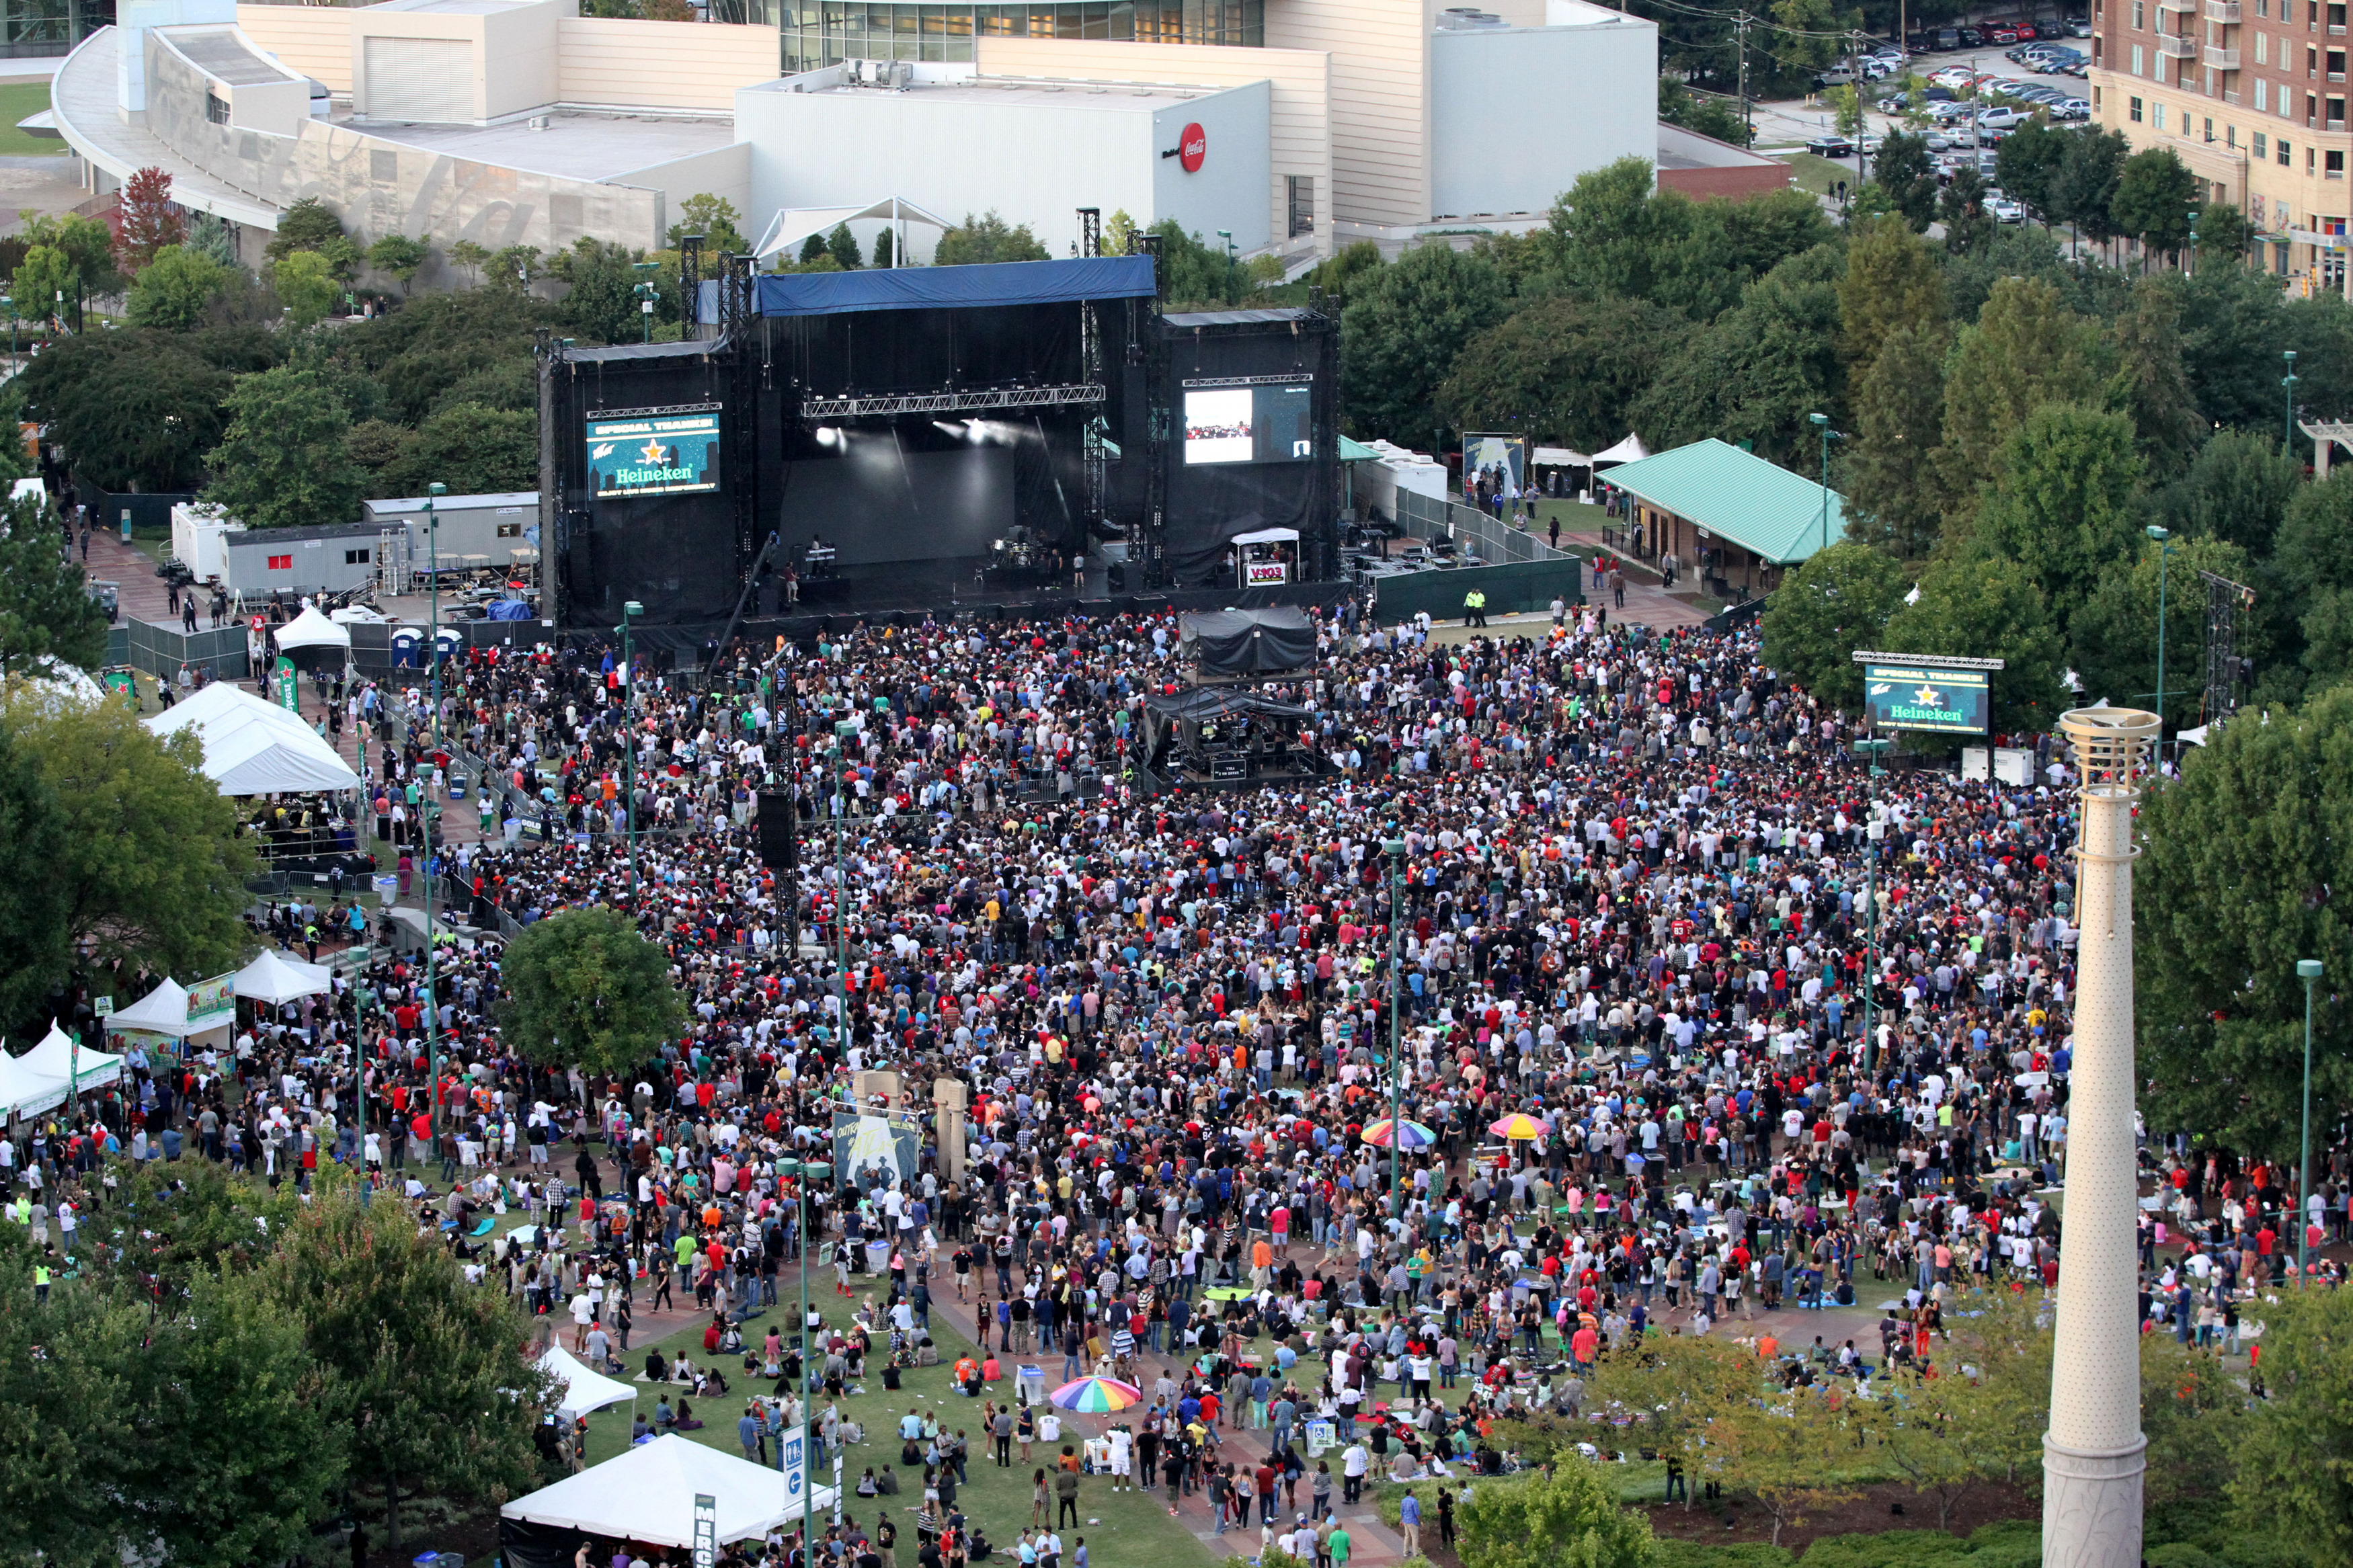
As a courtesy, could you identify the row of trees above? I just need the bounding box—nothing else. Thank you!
[0,1161,553,1565]
[1466,1285,2353,1568]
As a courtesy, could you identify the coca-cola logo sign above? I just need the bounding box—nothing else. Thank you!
[1179,122,1206,173]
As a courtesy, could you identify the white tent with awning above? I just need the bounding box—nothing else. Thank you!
[144,680,361,796]
[273,604,352,652]
[104,979,194,1038]
[1230,527,1299,546]
[1591,433,1650,465]
[501,1434,838,1549]
[535,1346,638,1421]
[0,1024,125,1116]
[754,196,953,262]
[233,950,333,1006]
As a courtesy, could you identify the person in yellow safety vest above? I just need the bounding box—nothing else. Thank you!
[1463,588,1487,629]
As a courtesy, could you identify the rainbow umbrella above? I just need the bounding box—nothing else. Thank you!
[1049,1376,1144,1413]
[1361,1118,1439,1149]
[1489,1112,1546,1140]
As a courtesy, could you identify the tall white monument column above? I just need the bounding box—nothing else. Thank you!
[2043,706,2159,1568]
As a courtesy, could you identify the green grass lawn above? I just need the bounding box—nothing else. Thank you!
[0,81,65,156]
[573,1289,1223,1567]
[1775,152,1853,198]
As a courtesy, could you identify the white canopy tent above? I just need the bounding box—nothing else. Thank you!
[1532,446,1592,467]
[0,1024,125,1117]
[535,1346,637,1421]
[145,681,361,796]
[1230,527,1299,546]
[754,196,953,263]
[273,605,352,653]
[233,950,333,1006]
[1591,433,1650,465]
[502,1434,838,1548]
[105,979,194,1038]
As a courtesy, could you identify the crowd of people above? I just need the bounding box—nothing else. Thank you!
[10,596,2350,1568]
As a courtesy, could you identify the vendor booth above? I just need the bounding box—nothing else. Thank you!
[145,682,361,796]
[0,1023,126,1118]
[232,950,333,1007]
[273,604,354,675]
[104,974,237,1061]
[499,1434,838,1568]
[536,1346,637,1421]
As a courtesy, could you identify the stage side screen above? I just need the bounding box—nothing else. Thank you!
[784,445,1014,565]
[587,409,721,498]
[1183,384,1314,465]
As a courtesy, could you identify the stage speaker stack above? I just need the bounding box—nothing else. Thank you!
[757,789,799,869]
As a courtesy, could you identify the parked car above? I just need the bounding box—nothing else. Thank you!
[2040,19,2070,36]
[1988,24,2022,42]
[1935,26,1962,48]
[1988,194,2026,222]
[1977,106,2028,128]
[2069,18,2093,35]
[1958,26,1985,46]
[1814,65,1860,87]
[1806,134,1858,157]
[2054,95,2090,118]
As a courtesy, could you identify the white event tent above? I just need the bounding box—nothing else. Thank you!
[232,950,333,1006]
[145,681,360,796]
[535,1346,637,1421]
[0,1024,125,1117]
[502,1434,836,1549]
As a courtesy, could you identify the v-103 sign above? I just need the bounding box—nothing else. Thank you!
[1860,661,1993,735]
[587,409,721,499]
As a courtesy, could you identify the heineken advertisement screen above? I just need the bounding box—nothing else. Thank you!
[1862,662,1991,735]
[587,409,721,499]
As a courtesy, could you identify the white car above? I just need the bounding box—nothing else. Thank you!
[2053,97,2090,118]
[1977,106,2028,129]
[1988,196,2026,222]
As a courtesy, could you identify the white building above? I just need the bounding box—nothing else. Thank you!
[53,0,1676,269]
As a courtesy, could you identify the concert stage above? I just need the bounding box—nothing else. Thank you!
[540,245,1345,638]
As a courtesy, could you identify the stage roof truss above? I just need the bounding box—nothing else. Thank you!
[799,384,1107,421]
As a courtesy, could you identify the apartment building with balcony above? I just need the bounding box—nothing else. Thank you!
[2091,0,2353,287]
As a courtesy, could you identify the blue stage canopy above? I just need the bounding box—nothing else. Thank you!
[735,255,1157,319]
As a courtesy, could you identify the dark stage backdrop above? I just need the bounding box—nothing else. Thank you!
[1160,314,1337,589]
[784,444,1014,565]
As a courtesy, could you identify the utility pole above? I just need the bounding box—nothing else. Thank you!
[1737,12,1753,143]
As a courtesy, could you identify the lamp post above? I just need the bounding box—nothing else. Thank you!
[1383,833,1407,1221]
[632,259,661,343]
[619,600,643,896]
[2147,525,2171,736]
[2298,958,2323,1287]
[424,481,446,1151]
[2284,350,2301,458]
[1,294,16,364]
[2041,705,2159,1568]
[832,721,858,985]
[1807,413,1843,555]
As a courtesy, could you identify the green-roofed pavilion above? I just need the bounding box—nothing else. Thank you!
[1598,438,1851,597]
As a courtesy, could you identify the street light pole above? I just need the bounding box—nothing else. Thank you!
[1808,413,1842,555]
[2155,536,2171,718]
[619,600,643,896]
[1856,735,1891,1073]
[1384,833,1407,1220]
[2299,958,2323,1286]
[424,481,445,1150]
[2284,350,2301,458]
[633,259,660,343]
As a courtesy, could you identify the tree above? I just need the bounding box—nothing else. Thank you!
[549,237,668,345]
[2052,126,2130,254]
[266,196,347,263]
[1873,132,1938,231]
[1579,1331,1759,1510]
[12,243,73,331]
[1860,1289,2050,1526]
[1632,244,1844,464]
[19,212,124,308]
[2069,534,2258,729]
[1650,186,1835,323]
[262,1176,551,1550]
[797,232,828,268]
[375,401,537,496]
[1994,120,2069,226]
[2194,200,2255,264]
[825,222,863,270]
[2163,426,2303,557]
[2225,1239,2353,1552]
[119,1268,348,1568]
[15,330,231,493]
[1845,324,1950,561]
[366,232,431,296]
[448,239,491,287]
[1548,156,1694,302]
[8,698,255,980]
[2140,683,2353,1155]
[871,226,894,269]
[0,723,71,1036]
[188,210,239,271]
[273,249,340,327]
[1455,1457,1656,1568]
[934,211,1049,265]
[202,366,365,532]
[490,244,543,292]
[1341,241,1511,444]
[1658,72,1753,146]
[1936,276,2109,522]
[1759,541,1908,710]
[2111,147,2198,261]
[2108,278,2204,480]
[2272,466,2353,694]
[123,243,229,332]
[666,192,748,255]
[1880,549,2066,735]
[1839,215,1946,372]
[0,492,106,680]
[1710,1386,1859,1546]
[114,165,186,275]
[1938,167,1995,255]
[498,905,686,1075]
[1973,401,2146,629]
[1435,296,1695,454]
